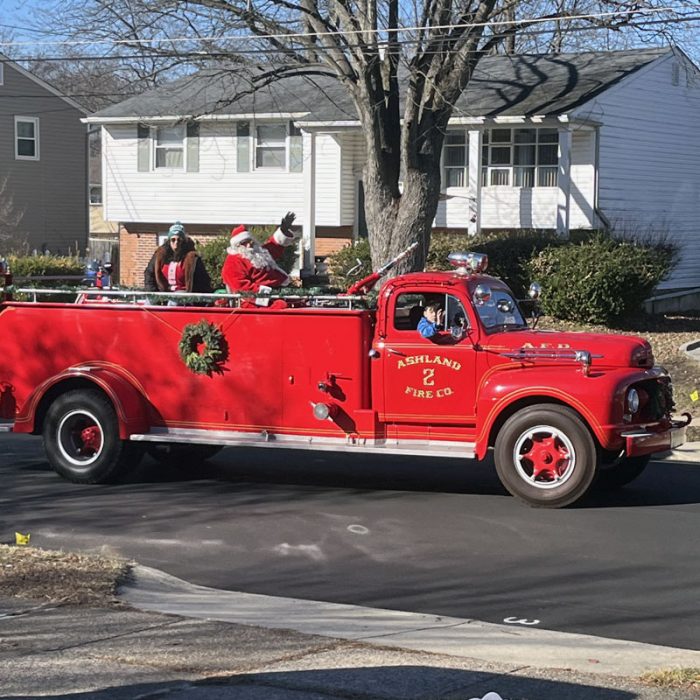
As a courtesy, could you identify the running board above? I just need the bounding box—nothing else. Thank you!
[0,423,13,433]
[129,428,475,459]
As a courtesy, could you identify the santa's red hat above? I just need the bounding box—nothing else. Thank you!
[230,225,253,246]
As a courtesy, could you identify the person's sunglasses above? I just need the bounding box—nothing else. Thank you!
[169,236,181,243]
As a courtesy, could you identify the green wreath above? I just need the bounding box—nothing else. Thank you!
[178,320,229,376]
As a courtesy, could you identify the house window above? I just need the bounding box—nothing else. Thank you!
[443,131,468,188]
[482,128,558,187]
[15,116,39,160]
[89,185,102,205]
[255,124,287,169]
[154,125,184,168]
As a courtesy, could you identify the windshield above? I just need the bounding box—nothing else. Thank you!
[473,289,527,331]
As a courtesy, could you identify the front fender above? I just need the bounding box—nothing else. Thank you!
[474,365,644,459]
[15,363,151,438]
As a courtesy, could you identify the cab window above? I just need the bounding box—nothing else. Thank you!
[473,289,526,331]
[393,292,468,333]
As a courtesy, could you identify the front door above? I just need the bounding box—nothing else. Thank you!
[380,290,478,427]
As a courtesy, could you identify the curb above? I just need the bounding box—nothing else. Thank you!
[121,565,700,679]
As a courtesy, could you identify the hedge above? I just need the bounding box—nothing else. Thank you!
[526,233,677,323]
[327,230,676,323]
[6,254,84,287]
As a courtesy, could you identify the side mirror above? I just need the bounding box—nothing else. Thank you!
[528,282,542,300]
[450,325,465,341]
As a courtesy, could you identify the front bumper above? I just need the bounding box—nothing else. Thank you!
[622,415,691,457]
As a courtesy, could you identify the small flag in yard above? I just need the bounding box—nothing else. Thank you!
[15,532,30,546]
[691,390,699,402]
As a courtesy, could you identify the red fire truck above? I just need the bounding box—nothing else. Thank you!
[0,252,689,508]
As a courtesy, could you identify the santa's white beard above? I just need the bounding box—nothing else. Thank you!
[229,242,277,270]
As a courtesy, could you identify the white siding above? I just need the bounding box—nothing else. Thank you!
[569,129,596,228]
[314,134,343,226]
[572,52,700,289]
[340,132,365,227]
[479,186,559,229]
[103,123,342,227]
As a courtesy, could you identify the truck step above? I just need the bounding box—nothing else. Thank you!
[129,428,475,459]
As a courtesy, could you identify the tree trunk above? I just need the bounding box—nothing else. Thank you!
[361,118,444,277]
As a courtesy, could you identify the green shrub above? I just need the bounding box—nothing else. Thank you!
[526,233,677,323]
[8,254,84,287]
[327,238,372,290]
[428,230,564,296]
[199,226,297,291]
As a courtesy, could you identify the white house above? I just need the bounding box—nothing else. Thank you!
[85,47,700,291]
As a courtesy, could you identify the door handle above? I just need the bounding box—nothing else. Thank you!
[387,348,406,356]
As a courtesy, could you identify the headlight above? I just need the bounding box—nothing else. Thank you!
[627,388,640,414]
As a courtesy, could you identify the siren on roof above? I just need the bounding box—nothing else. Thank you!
[447,252,489,275]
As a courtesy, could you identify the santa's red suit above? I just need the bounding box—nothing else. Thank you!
[222,225,295,293]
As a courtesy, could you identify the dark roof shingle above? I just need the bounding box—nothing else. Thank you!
[91,47,670,121]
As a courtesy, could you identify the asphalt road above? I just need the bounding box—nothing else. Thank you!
[2,433,699,651]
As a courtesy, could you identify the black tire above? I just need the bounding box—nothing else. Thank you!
[146,443,223,468]
[43,389,142,484]
[494,404,597,508]
[596,454,650,490]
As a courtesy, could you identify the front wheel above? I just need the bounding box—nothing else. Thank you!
[43,389,142,484]
[494,405,597,508]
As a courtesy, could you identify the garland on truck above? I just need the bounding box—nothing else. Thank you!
[178,320,229,376]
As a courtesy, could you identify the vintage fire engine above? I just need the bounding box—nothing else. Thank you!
[0,252,689,508]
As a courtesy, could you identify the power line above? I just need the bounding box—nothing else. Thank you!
[2,12,698,66]
[0,5,686,49]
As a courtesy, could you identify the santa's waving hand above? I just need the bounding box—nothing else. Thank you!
[222,212,298,294]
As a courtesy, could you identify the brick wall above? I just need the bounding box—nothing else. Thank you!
[118,223,226,287]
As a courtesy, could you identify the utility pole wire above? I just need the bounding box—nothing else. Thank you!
[0,5,683,49]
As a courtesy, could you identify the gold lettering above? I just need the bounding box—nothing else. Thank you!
[395,355,462,371]
[423,368,435,386]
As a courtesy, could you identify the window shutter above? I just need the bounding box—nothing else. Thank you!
[236,121,250,172]
[289,121,303,173]
[137,124,150,172]
[186,122,200,172]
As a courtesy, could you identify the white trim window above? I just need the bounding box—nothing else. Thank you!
[154,124,184,169]
[442,130,468,188]
[482,127,558,187]
[15,116,39,160]
[89,184,102,205]
[255,123,287,169]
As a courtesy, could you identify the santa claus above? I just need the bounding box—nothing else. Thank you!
[222,212,297,295]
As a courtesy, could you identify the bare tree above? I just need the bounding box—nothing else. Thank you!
[31,0,699,270]
[0,176,25,247]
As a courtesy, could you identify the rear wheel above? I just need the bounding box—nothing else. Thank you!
[596,454,650,489]
[494,405,597,508]
[146,443,223,468]
[43,389,141,484]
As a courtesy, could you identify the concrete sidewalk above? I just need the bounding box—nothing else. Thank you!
[1,564,699,699]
